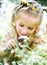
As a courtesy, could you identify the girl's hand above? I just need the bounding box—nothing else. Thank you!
[6,39,16,49]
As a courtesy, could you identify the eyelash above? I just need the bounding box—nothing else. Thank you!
[28,27,33,30]
[20,24,24,27]
[20,24,33,30]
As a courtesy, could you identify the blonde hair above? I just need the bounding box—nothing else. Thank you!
[11,0,43,27]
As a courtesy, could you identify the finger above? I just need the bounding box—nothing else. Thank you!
[7,42,13,49]
[7,44,12,49]
[10,43,16,49]
[7,40,16,49]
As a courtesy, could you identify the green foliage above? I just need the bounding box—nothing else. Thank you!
[9,0,47,6]
[35,0,47,6]
[0,35,2,43]
[0,57,4,65]
[0,2,2,8]
[9,0,21,5]
[0,41,47,65]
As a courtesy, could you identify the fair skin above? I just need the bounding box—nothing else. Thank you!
[16,12,41,42]
[0,12,41,56]
[6,12,40,49]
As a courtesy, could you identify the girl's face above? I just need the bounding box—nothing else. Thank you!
[16,12,40,41]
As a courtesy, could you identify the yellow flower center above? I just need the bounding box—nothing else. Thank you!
[32,7,36,11]
[27,3,30,6]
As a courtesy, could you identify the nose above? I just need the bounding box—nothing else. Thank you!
[21,28,27,35]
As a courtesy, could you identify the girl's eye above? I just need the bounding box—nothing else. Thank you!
[19,24,24,27]
[28,27,33,30]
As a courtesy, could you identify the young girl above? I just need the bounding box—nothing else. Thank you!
[0,0,43,56]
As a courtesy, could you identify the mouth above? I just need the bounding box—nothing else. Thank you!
[20,33,26,36]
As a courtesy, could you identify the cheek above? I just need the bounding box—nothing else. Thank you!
[28,28,36,35]
[16,25,23,33]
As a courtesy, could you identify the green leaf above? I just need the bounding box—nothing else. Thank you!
[35,0,47,6]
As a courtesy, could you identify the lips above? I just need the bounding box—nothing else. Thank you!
[20,33,28,36]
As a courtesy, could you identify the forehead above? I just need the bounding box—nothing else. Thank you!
[17,11,41,27]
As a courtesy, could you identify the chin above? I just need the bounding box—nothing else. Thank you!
[18,34,24,37]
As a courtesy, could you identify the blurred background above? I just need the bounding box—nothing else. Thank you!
[0,0,47,44]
